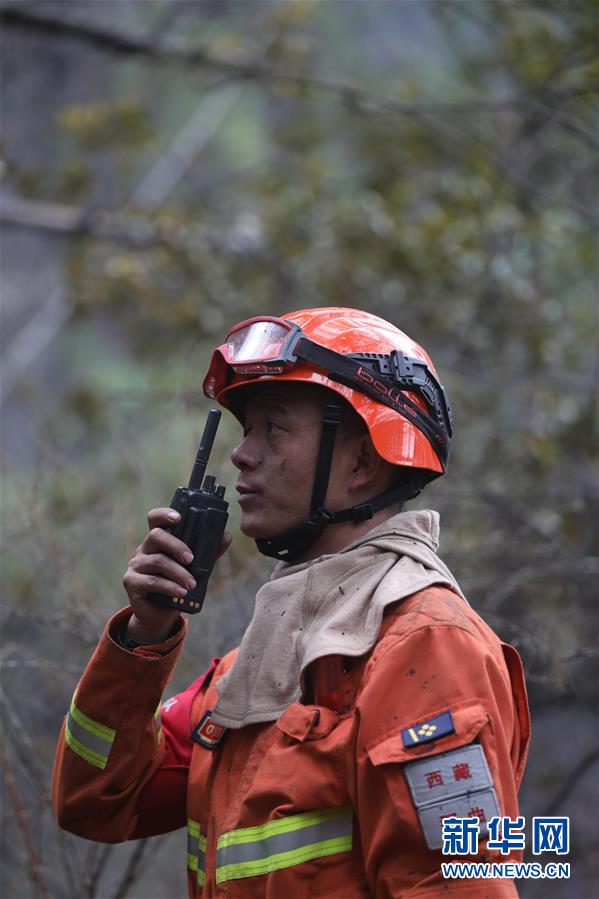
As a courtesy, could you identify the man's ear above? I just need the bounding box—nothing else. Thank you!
[349,433,383,492]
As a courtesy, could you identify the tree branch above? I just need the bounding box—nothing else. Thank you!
[484,557,599,612]
[0,285,70,405]
[542,747,599,817]
[111,839,151,899]
[0,738,51,899]
[84,843,113,899]
[128,83,241,209]
[2,3,597,229]
[2,2,595,142]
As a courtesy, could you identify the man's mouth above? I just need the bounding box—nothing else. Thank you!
[236,484,261,504]
[236,483,260,495]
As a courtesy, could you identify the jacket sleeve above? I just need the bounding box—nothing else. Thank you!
[352,623,530,898]
[52,606,190,843]
[131,657,221,839]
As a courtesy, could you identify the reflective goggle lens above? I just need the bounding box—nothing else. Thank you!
[225,320,292,365]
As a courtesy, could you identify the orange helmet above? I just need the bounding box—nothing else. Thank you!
[203,307,452,476]
[203,307,452,561]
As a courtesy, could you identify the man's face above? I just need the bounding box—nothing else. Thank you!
[230,383,326,539]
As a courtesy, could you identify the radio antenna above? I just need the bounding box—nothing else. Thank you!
[188,408,221,490]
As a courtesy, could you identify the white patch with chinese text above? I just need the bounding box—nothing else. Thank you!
[404,744,499,850]
[418,787,500,850]
[404,744,493,806]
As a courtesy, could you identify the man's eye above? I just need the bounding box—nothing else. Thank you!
[266,421,277,433]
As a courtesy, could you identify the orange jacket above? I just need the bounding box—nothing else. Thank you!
[53,586,530,897]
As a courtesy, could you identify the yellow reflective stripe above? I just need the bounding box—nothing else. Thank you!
[64,727,108,769]
[65,695,116,769]
[70,699,116,743]
[215,806,353,884]
[216,836,352,884]
[187,818,206,886]
[217,806,349,849]
[187,818,207,847]
[154,704,163,744]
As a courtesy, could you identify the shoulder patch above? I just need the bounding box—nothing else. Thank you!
[404,743,493,805]
[404,744,499,850]
[191,710,227,750]
[419,787,500,850]
[401,710,454,747]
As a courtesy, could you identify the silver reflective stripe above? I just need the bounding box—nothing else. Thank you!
[65,697,116,770]
[187,819,206,886]
[216,806,353,884]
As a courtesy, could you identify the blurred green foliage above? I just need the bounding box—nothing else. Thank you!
[57,98,155,149]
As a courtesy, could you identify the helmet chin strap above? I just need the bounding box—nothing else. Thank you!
[255,399,428,564]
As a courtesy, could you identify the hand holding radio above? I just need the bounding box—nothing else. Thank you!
[122,410,231,639]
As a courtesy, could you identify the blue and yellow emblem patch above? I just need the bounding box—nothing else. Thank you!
[401,710,454,748]
[191,710,227,750]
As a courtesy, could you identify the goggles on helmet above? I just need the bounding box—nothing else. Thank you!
[204,316,453,470]
[216,316,303,374]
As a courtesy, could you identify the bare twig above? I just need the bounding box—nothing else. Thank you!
[0,1,596,273]
[0,606,105,645]
[561,647,599,663]
[542,747,599,817]
[0,687,83,893]
[0,286,70,405]
[1,4,596,153]
[0,738,52,899]
[84,842,113,899]
[0,5,590,120]
[111,839,151,899]
[57,829,84,899]
[484,557,599,611]
[0,196,262,261]
[29,502,97,612]
[128,82,241,209]
[0,195,157,242]
[144,0,191,42]
[1,657,86,673]
[0,687,49,798]
[0,197,86,233]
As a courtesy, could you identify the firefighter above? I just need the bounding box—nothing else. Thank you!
[53,307,530,898]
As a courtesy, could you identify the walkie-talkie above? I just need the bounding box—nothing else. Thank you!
[148,408,229,614]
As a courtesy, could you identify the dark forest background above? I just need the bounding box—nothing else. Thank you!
[1,1,597,897]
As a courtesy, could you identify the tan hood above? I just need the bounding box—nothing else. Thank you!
[211,510,465,729]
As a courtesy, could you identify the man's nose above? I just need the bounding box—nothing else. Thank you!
[230,435,261,471]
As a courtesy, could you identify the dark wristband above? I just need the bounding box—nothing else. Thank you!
[117,626,144,651]
[116,622,181,653]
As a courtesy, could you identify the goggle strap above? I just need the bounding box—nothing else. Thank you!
[296,338,450,469]
[310,399,343,514]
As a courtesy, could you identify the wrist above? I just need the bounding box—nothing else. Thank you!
[125,613,182,646]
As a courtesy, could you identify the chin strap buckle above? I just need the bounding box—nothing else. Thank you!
[351,502,374,523]
[311,507,334,524]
